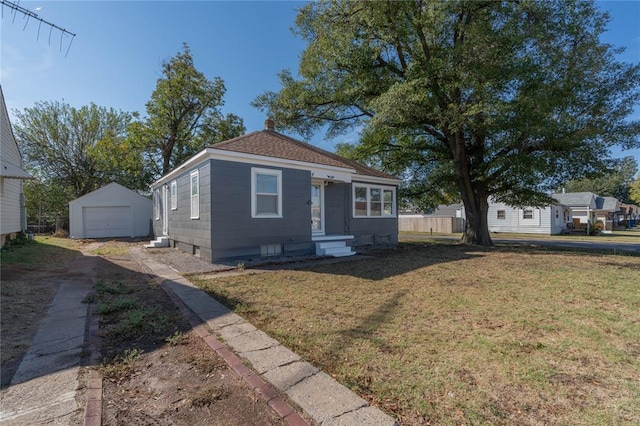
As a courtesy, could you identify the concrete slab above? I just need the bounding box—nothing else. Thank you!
[225,329,280,353]
[327,406,398,426]
[205,311,245,330]
[217,321,258,341]
[240,345,300,374]
[286,371,368,424]
[262,361,319,392]
[1,253,96,426]
[11,280,92,385]
[0,370,80,425]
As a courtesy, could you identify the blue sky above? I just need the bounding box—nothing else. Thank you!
[1,0,639,160]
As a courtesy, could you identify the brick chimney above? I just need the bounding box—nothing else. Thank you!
[264,117,275,131]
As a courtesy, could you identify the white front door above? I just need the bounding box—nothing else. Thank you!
[162,184,169,236]
[311,181,324,235]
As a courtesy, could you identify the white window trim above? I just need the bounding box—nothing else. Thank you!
[251,167,283,218]
[170,180,177,210]
[190,170,199,219]
[154,188,160,220]
[352,184,396,218]
[522,208,534,220]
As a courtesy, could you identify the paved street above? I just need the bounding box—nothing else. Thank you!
[400,232,640,254]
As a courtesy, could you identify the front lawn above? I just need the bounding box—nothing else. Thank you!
[190,243,639,425]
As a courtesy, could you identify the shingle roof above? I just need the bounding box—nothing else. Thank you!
[596,196,620,211]
[212,130,397,180]
[552,192,597,207]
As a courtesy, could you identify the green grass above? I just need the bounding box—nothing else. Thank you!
[190,244,640,425]
[0,236,79,268]
[96,297,138,315]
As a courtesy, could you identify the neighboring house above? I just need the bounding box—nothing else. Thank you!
[595,196,620,233]
[69,182,152,239]
[619,203,639,227]
[487,200,572,235]
[552,192,600,226]
[0,85,33,246]
[147,119,401,262]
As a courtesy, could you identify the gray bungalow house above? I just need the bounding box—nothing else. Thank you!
[147,120,401,262]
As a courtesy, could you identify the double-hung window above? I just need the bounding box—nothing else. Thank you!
[190,170,199,219]
[170,180,177,210]
[353,184,396,218]
[251,168,282,218]
[497,210,506,220]
[522,209,534,220]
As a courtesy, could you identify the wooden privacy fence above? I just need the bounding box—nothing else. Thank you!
[399,216,464,234]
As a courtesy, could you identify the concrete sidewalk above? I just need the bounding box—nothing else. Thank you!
[130,247,397,426]
[0,253,97,426]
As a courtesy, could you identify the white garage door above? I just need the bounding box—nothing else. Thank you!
[82,206,132,238]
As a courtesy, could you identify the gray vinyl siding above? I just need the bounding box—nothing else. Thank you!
[151,161,400,262]
[153,160,213,260]
[346,181,398,246]
[210,160,312,261]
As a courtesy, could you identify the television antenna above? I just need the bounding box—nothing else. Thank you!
[1,0,76,57]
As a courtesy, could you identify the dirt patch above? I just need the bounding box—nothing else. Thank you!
[94,242,289,425]
[101,332,282,425]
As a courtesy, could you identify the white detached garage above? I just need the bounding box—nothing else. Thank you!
[69,182,152,239]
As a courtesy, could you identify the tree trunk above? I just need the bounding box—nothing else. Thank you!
[460,192,492,246]
[449,129,493,246]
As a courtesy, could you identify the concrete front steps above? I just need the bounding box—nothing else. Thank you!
[144,236,170,248]
[313,235,355,257]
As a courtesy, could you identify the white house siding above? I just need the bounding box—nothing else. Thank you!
[488,202,567,234]
[0,176,24,240]
[1,86,29,244]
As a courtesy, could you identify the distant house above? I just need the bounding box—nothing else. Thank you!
[0,85,33,246]
[147,119,401,262]
[595,196,620,233]
[552,192,600,226]
[619,203,639,227]
[69,182,152,239]
[487,200,572,235]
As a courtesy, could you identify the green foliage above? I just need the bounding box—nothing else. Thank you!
[254,0,640,245]
[0,231,32,251]
[14,101,143,198]
[562,157,638,203]
[630,175,640,205]
[165,331,185,346]
[96,297,138,315]
[129,43,245,178]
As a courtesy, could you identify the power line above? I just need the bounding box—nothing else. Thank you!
[1,0,76,57]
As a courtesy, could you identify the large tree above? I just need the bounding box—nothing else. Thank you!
[253,0,640,245]
[629,174,640,206]
[14,101,140,197]
[129,43,245,178]
[562,156,637,203]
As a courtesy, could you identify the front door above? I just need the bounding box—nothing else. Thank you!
[162,184,169,236]
[311,181,324,235]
